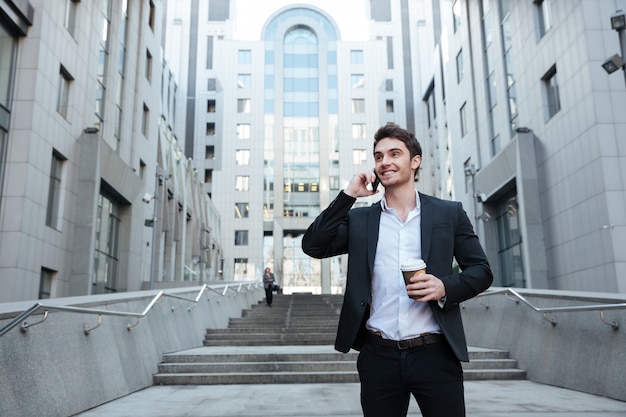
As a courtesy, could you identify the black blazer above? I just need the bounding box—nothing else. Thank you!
[302,191,493,362]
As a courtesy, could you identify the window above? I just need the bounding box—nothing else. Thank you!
[207,78,216,91]
[148,1,155,31]
[204,169,213,183]
[463,159,473,193]
[542,65,560,119]
[351,74,364,88]
[145,49,152,82]
[456,49,464,83]
[57,66,73,118]
[207,99,216,112]
[386,99,394,113]
[235,202,249,218]
[385,79,393,91]
[352,124,366,139]
[353,149,367,165]
[237,98,251,113]
[535,0,552,39]
[40,268,55,299]
[237,124,251,139]
[386,36,394,69]
[350,50,364,64]
[93,192,121,293]
[95,81,105,123]
[139,159,146,180]
[236,149,250,165]
[206,122,215,136]
[205,145,215,159]
[351,99,365,113]
[487,72,497,109]
[142,103,149,137]
[371,0,391,21]
[238,50,252,64]
[235,230,249,246]
[460,102,468,137]
[423,80,436,128]
[206,36,214,69]
[453,0,461,33]
[208,0,229,21]
[496,193,525,287]
[64,0,78,36]
[235,175,250,191]
[1,23,18,110]
[238,74,251,88]
[46,151,65,229]
[234,258,248,277]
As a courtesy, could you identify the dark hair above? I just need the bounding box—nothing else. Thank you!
[373,123,422,159]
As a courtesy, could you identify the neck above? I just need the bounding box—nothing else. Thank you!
[385,185,417,217]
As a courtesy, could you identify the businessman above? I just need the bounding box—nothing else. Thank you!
[302,123,493,417]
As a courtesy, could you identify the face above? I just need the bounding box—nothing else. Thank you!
[373,137,421,188]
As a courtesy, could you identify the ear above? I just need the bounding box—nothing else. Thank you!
[411,155,421,171]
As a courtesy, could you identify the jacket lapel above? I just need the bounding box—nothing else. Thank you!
[419,193,432,263]
[367,201,382,274]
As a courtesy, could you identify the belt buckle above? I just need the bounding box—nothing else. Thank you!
[396,340,410,350]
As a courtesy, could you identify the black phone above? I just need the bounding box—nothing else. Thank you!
[372,169,381,190]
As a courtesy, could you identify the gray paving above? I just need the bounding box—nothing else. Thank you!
[74,346,626,417]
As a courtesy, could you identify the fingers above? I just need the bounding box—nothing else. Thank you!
[345,170,380,198]
[406,275,445,301]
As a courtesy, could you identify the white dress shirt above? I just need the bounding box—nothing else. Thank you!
[365,191,442,340]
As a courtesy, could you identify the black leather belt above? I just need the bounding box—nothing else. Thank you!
[365,332,445,350]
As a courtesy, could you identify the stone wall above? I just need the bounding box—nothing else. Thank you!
[462,287,626,401]
[0,284,264,417]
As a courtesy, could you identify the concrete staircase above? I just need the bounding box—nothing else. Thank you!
[153,294,526,385]
[202,293,341,346]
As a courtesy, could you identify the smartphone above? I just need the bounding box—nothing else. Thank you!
[371,169,381,190]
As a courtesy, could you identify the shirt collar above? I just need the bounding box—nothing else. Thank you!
[380,189,420,212]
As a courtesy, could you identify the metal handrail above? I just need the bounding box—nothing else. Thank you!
[0,282,262,338]
[472,287,626,330]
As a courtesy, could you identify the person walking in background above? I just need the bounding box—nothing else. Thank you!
[262,267,275,307]
[302,123,493,417]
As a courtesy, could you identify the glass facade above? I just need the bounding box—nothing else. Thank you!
[0,22,17,211]
[262,8,339,292]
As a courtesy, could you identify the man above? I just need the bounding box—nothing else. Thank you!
[302,123,493,417]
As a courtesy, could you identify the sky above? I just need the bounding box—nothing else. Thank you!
[233,0,369,40]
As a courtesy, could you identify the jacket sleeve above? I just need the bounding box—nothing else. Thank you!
[301,191,356,259]
[440,202,493,308]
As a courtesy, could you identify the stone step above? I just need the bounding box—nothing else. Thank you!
[206,327,337,334]
[153,371,360,385]
[154,348,526,385]
[462,369,527,380]
[202,338,336,346]
[154,295,527,385]
[204,332,336,341]
[158,359,520,374]
[154,369,527,385]
[158,361,357,373]
[159,349,504,364]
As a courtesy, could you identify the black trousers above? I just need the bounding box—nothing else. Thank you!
[264,287,273,305]
[357,340,465,417]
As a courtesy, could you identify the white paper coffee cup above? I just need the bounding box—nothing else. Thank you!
[401,258,427,285]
